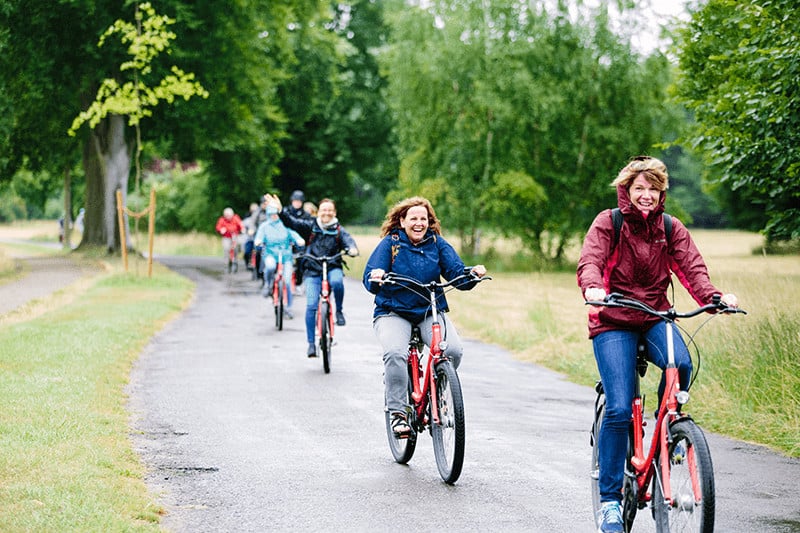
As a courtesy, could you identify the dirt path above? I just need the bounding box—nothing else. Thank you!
[0,238,99,319]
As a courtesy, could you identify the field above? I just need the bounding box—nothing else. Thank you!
[2,222,798,457]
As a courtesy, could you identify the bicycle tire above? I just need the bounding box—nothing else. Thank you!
[431,360,465,484]
[385,378,417,464]
[590,391,638,532]
[275,282,284,331]
[590,393,604,522]
[320,301,331,373]
[652,419,715,533]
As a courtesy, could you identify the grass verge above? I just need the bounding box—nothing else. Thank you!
[0,261,194,532]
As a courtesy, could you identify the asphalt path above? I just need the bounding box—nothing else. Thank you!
[128,256,800,533]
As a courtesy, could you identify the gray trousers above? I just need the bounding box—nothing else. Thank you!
[373,312,464,414]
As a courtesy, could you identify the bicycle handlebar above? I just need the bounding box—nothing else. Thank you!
[378,271,491,292]
[303,250,346,263]
[585,292,747,321]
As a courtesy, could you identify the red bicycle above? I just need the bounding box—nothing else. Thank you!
[226,233,240,274]
[587,293,745,533]
[378,271,489,484]
[303,251,345,374]
[269,251,290,331]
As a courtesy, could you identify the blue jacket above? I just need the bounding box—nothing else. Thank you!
[363,229,476,323]
[253,218,303,263]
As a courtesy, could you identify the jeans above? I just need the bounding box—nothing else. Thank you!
[261,255,294,308]
[303,269,344,344]
[593,321,693,504]
[373,312,464,414]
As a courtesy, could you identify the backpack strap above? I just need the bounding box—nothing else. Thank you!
[611,207,673,249]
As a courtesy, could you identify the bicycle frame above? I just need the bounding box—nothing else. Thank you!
[407,284,447,426]
[314,255,335,341]
[630,326,685,508]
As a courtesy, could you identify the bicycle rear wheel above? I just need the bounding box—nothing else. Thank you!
[590,387,604,521]
[319,301,332,373]
[431,360,465,484]
[652,419,715,533]
[275,283,284,331]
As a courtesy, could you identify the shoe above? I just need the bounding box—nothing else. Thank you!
[671,442,687,463]
[336,311,346,326]
[597,501,624,533]
[307,343,317,358]
[390,412,412,439]
[284,309,293,319]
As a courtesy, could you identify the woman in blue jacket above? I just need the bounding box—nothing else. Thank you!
[363,196,487,437]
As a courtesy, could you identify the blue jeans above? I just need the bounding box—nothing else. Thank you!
[593,321,693,504]
[303,269,344,344]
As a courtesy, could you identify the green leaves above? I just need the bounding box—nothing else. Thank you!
[68,2,208,137]
[674,0,800,242]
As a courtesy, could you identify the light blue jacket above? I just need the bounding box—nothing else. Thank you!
[254,217,304,264]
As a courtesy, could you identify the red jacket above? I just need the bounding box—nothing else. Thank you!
[215,214,243,237]
[576,184,720,338]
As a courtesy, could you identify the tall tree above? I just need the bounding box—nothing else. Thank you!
[1,0,295,250]
[381,1,672,259]
[674,0,800,242]
[272,1,397,221]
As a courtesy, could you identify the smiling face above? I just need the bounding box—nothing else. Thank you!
[318,200,336,225]
[400,205,429,243]
[629,174,661,216]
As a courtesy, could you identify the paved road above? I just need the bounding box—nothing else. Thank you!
[129,256,800,533]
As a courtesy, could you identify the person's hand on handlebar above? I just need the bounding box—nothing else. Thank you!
[346,247,359,257]
[585,287,607,302]
[470,264,487,278]
[368,268,385,282]
[720,293,738,308]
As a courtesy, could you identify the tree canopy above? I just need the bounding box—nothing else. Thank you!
[674,0,800,242]
[380,0,674,259]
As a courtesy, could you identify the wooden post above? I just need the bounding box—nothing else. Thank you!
[147,188,156,277]
[116,189,128,271]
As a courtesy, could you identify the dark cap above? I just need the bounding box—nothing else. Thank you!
[290,190,305,202]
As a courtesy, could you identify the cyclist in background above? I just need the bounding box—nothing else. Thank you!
[254,205,305,318]
[215,207,243,265]
[363,196,486,437]
[286,190,313,290]
[265,193,359,357]
[242,202,260,272]
[576,156,738,533]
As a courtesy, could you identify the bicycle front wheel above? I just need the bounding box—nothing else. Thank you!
[652,418,715,533]
[431,360,465,484]
[319,301,332,373]
[275,283,284,331]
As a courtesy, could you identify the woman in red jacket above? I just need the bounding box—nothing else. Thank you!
[577,156,738,533]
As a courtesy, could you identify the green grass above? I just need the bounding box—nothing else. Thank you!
[0,262,194,532]
[448,231,800,457]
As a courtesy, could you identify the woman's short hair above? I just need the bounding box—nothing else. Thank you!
[612,156,669,191]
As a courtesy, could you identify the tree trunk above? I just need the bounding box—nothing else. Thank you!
[63,167,72,250]
[80,114,132,252]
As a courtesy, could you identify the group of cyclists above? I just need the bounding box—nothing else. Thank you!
[215,190,359,358]
[214,154,739,532]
